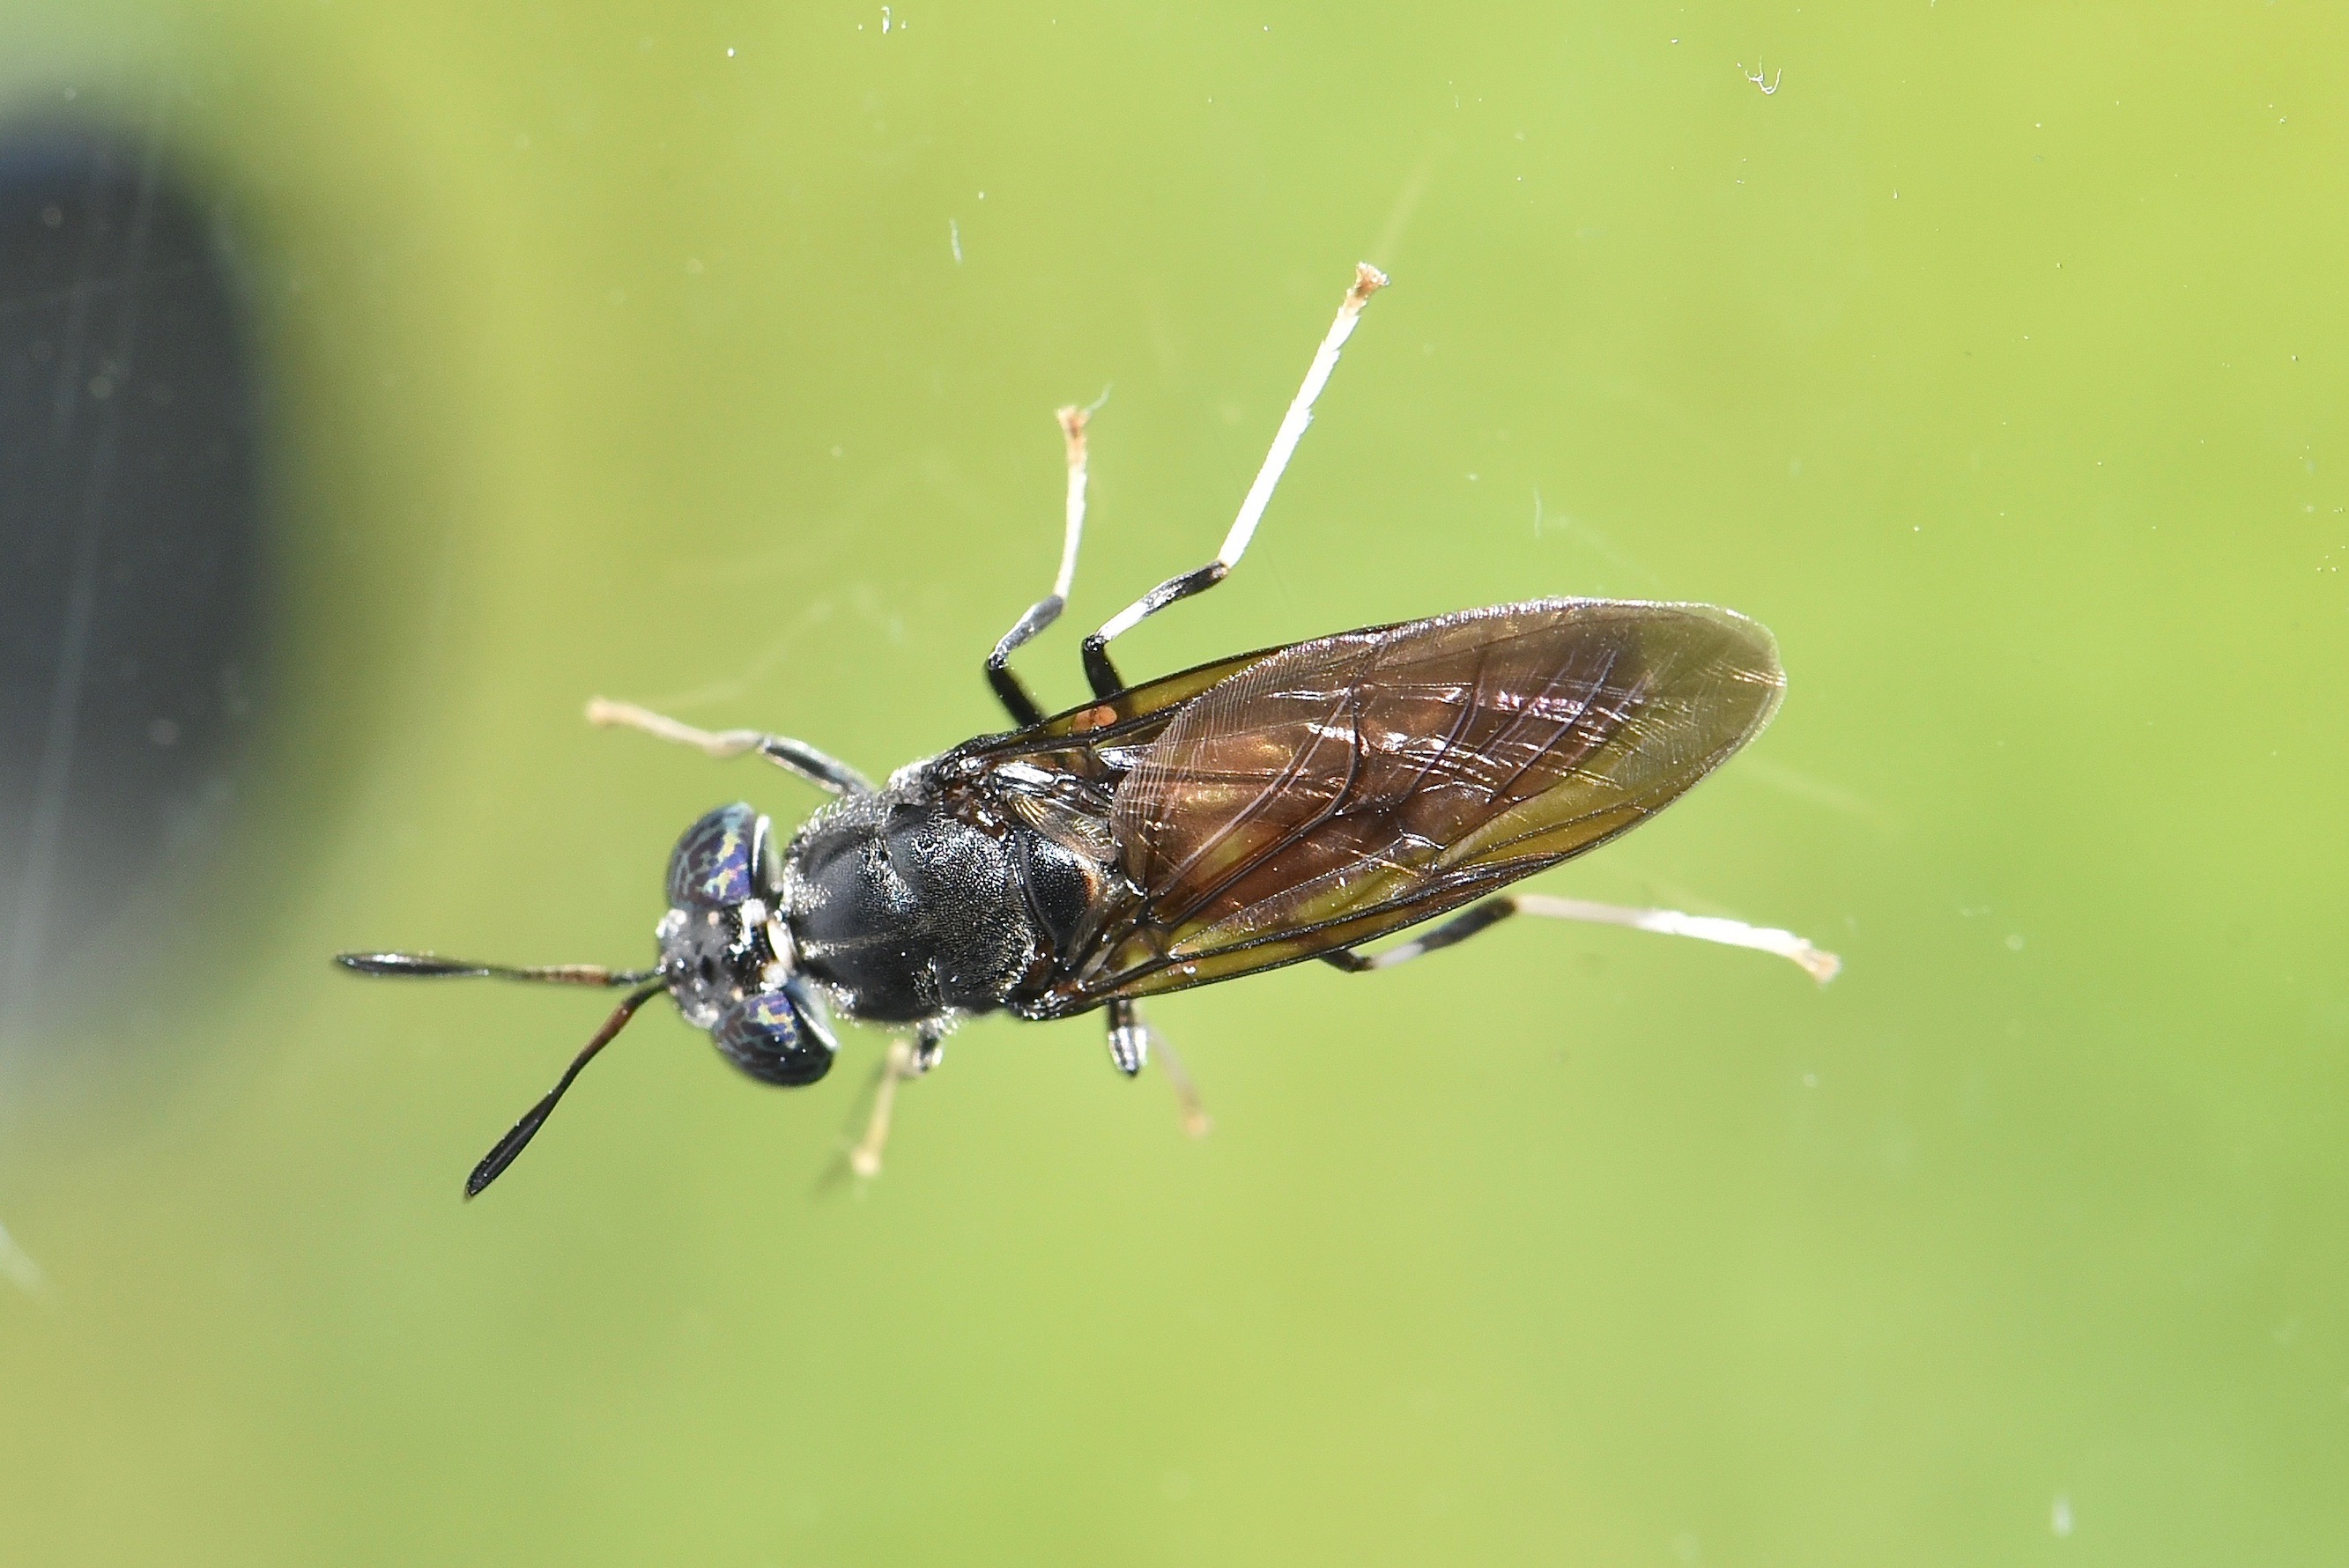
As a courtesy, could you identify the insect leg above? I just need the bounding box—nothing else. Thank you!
[1320,893,1841,983]
[847,1024,945,1180]
[1152,1031,1213,1139]
[985,406,1091,727]
[1105,997,1150,1076]
[1080,263,1389,698]
[1106,1001,1212,1138]
[1316,897,1518,973]
[585,697,874,796]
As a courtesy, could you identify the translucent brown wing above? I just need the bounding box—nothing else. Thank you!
[1038,599,1783,1010]
[962,644,1283,788]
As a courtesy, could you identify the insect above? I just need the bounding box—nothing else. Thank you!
[338,263,1839,1196]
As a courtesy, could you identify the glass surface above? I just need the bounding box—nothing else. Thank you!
[0,125,269,1043]
[0,4,2344,1564]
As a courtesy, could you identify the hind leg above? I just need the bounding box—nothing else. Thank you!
[1081,264,1389,696]
[1319,894,1840,982]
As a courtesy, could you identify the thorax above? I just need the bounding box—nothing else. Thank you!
[779,757,1130,1025]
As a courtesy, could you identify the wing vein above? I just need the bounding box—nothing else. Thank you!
[1021,600,1785,1011]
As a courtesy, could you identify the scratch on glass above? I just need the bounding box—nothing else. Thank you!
[3,115,167,1034]
[0,1220,41,1292]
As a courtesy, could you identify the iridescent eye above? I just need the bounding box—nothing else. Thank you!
[713,992,835,1086]
[666,802,766,909]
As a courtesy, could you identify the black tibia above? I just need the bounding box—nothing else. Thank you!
[987,595,1062,729]
[1106,999,1148,1076]
[1080,561,1230,699]
[1318,897,1521,973]
[757,735,876,797]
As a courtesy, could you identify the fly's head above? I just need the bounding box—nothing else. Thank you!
[656,802,837,1086]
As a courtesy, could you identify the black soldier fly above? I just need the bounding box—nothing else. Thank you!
[338,263,1839,1196]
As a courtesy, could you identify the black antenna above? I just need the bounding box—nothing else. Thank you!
[335,951,658,987]
[465,980,666,1199]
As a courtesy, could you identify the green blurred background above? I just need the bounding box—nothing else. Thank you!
[3,1,2345,1563]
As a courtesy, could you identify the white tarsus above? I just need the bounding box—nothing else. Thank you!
[1219,262,1387,570]
[1051,404,1088,602]
[1515,894,1840,981]
[848,1039,917,1179]
[1152,1030,1214,1139]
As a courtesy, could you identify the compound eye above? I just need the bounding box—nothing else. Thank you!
[666,802,764,909]
[713,992,835,1086]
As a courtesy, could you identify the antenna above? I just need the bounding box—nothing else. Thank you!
[335,952,658,987]
[464,980,666,1198]
[333,951,668,1194]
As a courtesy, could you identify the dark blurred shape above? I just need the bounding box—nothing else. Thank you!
[0,124,269,1038]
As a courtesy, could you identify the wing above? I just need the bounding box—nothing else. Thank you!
[1027,599,1782,1010]
[956,644,1289,785]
